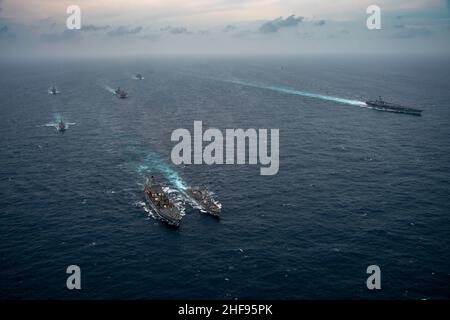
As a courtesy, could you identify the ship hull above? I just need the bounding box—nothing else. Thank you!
[186,190,221,218]
[197,204,220,218]
[366,101,422,116]
[144,193,181,227]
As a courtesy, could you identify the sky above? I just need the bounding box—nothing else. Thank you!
[0,0,449,57]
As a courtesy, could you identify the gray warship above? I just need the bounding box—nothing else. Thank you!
[135,74,144,80]
[366,96,422,116]
[57,119,66,132]
[49,86,58,95]
[144,176,183,226]
[186,187,221,217]
[114,87,128,99]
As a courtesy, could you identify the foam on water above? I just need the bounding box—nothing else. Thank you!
[103,85,117,94]
[134,152,189,218]
[42,114,76,130]
[134,200,158,220]
[222,78,369,108]
[137,152,188,192]
[47,89,60,95]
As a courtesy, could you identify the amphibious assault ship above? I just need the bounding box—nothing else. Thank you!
[365,97,422,116]
[186,187,221,217]
[144,176,183,226]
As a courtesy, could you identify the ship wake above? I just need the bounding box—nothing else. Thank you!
[221,78,369,109]
[136,152,187,218]
[137,152,188,192]
[102,85,117,95]
[42,114,76,131]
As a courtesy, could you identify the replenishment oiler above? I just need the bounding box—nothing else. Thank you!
[365,96,422,116]
[144,176,183,226]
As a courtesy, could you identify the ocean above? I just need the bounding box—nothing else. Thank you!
[0,56,449,299]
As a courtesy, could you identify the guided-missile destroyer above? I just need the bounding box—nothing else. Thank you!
[186,187,221,217]
[57,119,66,132]
[114,87,128,99]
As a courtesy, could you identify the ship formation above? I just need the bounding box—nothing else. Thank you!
[45,74,424,228]
[143,176,221,227]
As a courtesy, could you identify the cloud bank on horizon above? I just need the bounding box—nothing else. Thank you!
[0,0,449,57]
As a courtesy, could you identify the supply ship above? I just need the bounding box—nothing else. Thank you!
[143,176,183,226]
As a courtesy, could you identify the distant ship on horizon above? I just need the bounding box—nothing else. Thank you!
[366,96,422,116]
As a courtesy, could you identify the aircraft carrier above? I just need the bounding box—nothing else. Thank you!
[366,97,422,116]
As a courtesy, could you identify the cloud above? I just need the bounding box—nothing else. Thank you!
[315,20,325,26]
[231,29,253,38]
[41,29,79,42]
[81,24,110,32]
[223,25,237,32]
[394,27,433,38]
[259,15,303,33]
[107,26,143,37]
[160,26,190,35]
[170,27,188,34]
[297,31,314,39]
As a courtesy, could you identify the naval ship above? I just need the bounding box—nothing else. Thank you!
[186,187,221,217]
[365,97,422,116]
[144,176,183,226]
[135,74,144,80]
[49,86,58,95]
[57,119,66,132]
[114,87,128,99]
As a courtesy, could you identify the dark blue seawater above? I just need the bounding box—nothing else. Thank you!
[0,56,449,299]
